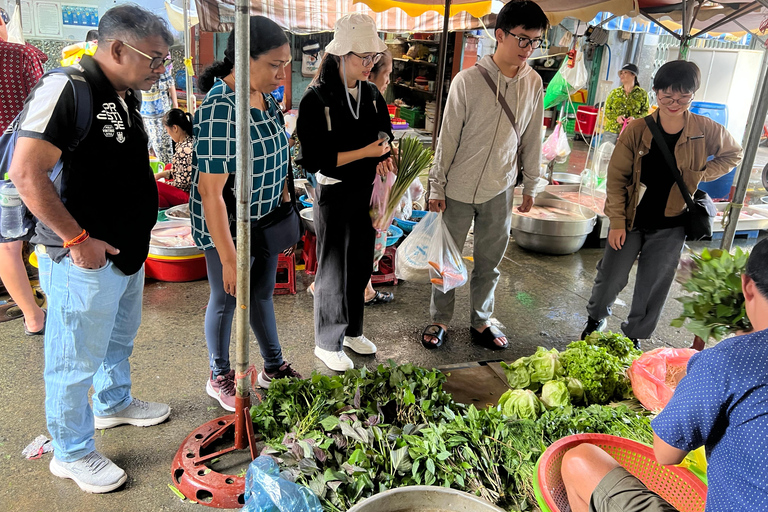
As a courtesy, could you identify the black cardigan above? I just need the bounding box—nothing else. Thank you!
[296,80,393,189]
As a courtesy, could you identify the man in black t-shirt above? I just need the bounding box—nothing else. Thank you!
[8,5,174,494]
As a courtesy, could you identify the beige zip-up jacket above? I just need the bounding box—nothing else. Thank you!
[605,110,743,230]
[428,55,544,203]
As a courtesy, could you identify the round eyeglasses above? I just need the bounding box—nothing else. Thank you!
[503,31,545,50]
[657,94,694,106]
[350,52,383,67]
[108,39,171,70]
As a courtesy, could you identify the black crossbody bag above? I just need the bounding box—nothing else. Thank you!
[251,162,302,258]
[644,116,716,240]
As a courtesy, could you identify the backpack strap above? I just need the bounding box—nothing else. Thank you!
[44,67,93,183]
[47,67,93,152]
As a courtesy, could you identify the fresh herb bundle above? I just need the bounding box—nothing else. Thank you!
[671,247,751,341]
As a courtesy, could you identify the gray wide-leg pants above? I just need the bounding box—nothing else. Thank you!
[431,188,514,329]
[586,226,686,339]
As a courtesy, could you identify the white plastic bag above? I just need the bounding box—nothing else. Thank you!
[542,123,571,163]
[555,125,571,163]
[395,211,441,283]
[426,213,468,293]
[561,48,588,90]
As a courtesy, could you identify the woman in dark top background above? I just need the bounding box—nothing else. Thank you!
[296,14,393,372]
[581,60,742,347]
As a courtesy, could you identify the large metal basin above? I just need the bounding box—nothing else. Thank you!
[300,207,314,234]
[347,486,505,512]
[511,198,596,255]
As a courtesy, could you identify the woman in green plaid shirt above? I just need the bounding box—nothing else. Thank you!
[603,63,649,144]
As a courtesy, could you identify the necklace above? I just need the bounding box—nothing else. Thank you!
[341,57,361,120]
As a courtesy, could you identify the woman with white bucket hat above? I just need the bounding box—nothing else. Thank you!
[296,13,394,371]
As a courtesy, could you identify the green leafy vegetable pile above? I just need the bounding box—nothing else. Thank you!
[671,247,751,342]
[249,351,652,511]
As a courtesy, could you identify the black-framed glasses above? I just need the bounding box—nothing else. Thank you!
[503,30,545,49]
[108,39,171,70]
[657,94,694,106]
[350,52,382,67]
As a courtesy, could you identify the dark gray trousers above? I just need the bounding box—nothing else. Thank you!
[586,226,686,339]
[313,182,376,351]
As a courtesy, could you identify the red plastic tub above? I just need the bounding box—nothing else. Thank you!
[145,253,207,282]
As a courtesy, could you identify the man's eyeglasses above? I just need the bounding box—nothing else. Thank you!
[109,39,171,70]
[350,52,382,67]
[657,94,694,106]
[503,31,545,50]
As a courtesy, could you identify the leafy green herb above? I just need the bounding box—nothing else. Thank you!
[583,331,641,365]
[538,403,654,446]
[671,248,751,341]
[559,341,631,404]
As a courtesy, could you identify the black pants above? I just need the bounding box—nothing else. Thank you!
[313,182,375,351]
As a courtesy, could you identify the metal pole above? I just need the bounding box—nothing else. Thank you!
[233,0,252,449]
[431,0,452,149]
[183,0,195,114]
[720,47,768,251]
[678,0,690,59]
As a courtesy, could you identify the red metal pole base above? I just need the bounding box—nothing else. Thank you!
[170,402,258,508]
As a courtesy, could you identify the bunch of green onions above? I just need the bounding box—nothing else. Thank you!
[372,135,434,230]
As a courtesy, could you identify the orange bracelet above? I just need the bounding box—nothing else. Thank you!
[63,229,89,248]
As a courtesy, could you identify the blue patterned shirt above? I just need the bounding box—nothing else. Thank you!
[189,79,289,250]
[652,329,768,511]
[140,64,174,118]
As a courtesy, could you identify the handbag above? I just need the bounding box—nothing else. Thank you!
[251,162,303,258]
[475,65,525,186]
[644,116,716,240]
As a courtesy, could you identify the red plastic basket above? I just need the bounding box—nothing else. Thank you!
[534,434,707,512]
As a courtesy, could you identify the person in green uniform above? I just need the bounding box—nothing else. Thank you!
[602,63,648,145]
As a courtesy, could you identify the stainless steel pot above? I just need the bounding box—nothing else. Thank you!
[300,207,314,234]
[347,486,505,512]
[511,198,596,255]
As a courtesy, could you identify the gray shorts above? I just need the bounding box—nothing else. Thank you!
[590,467,678,512]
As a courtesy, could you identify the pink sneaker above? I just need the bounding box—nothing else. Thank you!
[205,370,236,411]
[257,362,302,389]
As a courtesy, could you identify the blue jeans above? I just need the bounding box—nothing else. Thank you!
[36,249,143,462]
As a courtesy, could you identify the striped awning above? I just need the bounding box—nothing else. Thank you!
[194,0,492,33]
[353,0,492,18]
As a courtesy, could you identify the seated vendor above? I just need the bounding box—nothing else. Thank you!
[155,108,194,208]
[561,237,768,512]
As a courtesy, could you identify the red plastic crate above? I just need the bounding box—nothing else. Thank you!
[145,254,207,282]
[576,106,599,136]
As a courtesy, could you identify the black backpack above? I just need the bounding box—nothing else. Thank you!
[0,67,93,241]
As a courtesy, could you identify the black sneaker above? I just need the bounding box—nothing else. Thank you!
[581,317,607,340]
[257,362,302,389]
[630,338,641,350]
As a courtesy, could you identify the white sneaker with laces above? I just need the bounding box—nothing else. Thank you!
[343,335,377,355]
[94,398,171,429]
[49,450,127,493]
[314,346,354,371]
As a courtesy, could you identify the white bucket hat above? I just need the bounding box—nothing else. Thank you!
[325,14,387,56]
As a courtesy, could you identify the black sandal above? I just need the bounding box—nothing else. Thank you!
[470,326,508,350]
[365,290,394,306]
[421,325,446,349]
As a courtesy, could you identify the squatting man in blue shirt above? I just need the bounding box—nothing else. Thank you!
[561,237,768,511]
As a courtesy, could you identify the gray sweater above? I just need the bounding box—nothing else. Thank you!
[429,55,544,203]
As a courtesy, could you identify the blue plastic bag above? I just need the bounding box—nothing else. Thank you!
[242,456,322,512]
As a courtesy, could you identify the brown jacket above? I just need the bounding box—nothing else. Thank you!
[604,110,743,230]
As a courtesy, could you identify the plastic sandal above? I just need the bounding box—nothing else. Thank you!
[364,290,393,306]
[421,325,446,349]
[470,326,508,350]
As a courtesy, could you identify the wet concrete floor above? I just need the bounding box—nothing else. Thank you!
[1,142,765,511]
[1,232,761,512]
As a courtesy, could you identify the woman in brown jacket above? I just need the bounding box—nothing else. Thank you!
[581,60,742,347]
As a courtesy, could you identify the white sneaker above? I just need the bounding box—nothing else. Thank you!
[50,451,127,493]
[343,335,377,355]
[314,346,354,372]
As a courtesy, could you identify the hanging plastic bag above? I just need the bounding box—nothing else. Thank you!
[370,172,395,229]
[543,71,571,109]
[393,188,413,221]
[426,213,468,293]
[242,456,322,512]
[395,211,441,283]
[627,348,698,412]
[555,124,571,163]
[561,47,588,91]
[542,123,571,163]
